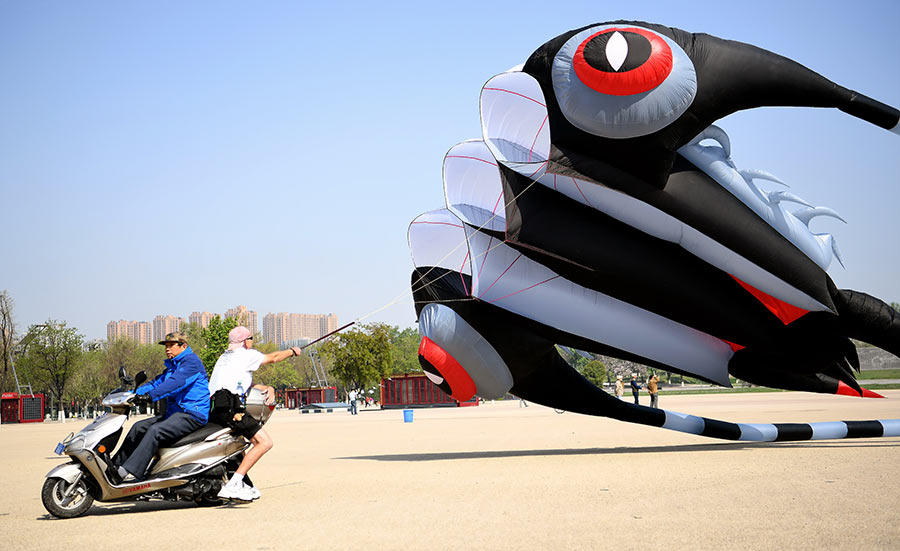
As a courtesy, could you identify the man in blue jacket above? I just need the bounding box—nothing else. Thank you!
[113,332,210,482]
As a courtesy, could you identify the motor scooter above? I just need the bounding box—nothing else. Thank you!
[41,367,271,518]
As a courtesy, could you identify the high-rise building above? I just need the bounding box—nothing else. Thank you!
[152,315,185,343]
[106,320,152,345]
[108,306,330,347]
[262,312,338,347]
[225,305,258,334]
[188,311,217,329]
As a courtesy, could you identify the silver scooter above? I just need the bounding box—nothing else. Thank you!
[41,368,271,518]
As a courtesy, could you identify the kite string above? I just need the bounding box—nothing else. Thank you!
[352,162,548,326]
[406,160,548,293]
[352,236,509,324]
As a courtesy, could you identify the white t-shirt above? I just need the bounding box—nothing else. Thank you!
[209,348,266,395]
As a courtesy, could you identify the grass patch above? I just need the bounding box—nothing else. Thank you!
[860,383,900,390]
[857,369,900,380]
[658,386,786,395]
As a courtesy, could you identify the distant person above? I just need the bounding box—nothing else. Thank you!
[348,389,358,415]
[208,326,300,501]
[648,373,660,408]
[615,375,625,400]
[113,332,209,482]
[630,373,642,405]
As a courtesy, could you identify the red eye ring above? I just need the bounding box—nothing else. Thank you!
[573,27,673,96]
[418,336,477,401]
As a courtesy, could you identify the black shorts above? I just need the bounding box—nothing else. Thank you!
[210,389,263,439]
[231,412,263,439]
[210,410,262,439]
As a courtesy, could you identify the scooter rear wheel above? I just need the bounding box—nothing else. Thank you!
[42,476,94,518]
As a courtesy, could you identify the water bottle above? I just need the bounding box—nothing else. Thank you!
[236,382,245,406]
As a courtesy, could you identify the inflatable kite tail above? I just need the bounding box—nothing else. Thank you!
[693,32,900,134]
[516,358,900,442]
[649,407,900,442]
[832,288,900,358]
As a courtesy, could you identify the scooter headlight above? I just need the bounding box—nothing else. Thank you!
[64,434,85,452]
[101,391,134,407]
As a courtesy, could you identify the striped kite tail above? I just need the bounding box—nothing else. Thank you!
[656,408,900,441]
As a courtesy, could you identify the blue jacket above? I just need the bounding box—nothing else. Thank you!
[137,346,210,423]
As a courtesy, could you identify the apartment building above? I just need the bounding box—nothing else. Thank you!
[262,312,338,347]
[106,320,152,345]
[188,311,217,329]
[224,305,258,334]
[152,315,186,343]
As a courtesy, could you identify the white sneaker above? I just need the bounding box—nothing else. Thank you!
[218,481,255,501]
[246,484,261,500]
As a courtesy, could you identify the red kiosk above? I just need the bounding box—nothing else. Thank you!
[1,392,45,423]
[380,373,478,409]
[283,386,338,409]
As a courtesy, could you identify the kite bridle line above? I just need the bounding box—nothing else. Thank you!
[351,163,548,326]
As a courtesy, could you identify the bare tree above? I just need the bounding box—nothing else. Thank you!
[0,290,15,392]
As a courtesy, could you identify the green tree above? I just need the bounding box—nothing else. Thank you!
[19,321,83,414]
[251,341,303,389]
[196,316,239,373]
[320,323,392,390]
[180,321,206,352]
[68,349,116,410]
[578,359,607,388]
[388,326,421,375]
[558,346,592,370]
[104,337,166,381]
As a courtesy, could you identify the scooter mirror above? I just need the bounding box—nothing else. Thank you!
[135,371,147,388]
[119,366,135,386]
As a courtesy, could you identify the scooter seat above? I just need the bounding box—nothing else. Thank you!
[169,423,229,447]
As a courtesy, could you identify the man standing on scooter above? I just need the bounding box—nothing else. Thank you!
[113,332,210,482]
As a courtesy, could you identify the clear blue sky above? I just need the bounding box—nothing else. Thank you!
[2,1,898,340]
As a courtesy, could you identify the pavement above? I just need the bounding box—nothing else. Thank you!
[1,391,899,550]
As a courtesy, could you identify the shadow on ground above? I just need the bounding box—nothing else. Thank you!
[36,499,250,520]
[338,439,899,462]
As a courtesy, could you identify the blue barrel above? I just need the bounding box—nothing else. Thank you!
[403,409,414,423]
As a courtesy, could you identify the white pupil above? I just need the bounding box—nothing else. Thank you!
[424,370,445,385]
[606,31,628,71]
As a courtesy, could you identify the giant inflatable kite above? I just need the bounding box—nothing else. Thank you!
[407,21,900,441]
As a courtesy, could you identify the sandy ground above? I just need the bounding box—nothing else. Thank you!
[1,391,899,550]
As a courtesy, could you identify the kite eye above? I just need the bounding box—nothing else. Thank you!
[418,336,476,401]
[551,24,697,138]
[574,28,670,96]
[416,303,514,400]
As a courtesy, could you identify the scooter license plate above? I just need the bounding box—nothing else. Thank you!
[54,442,64,455]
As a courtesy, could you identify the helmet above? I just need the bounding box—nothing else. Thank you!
[244,387,274,424]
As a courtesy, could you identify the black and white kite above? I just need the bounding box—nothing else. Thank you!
[408,21,900,441]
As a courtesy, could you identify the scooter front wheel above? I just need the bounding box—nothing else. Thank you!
[41,476,94,518]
